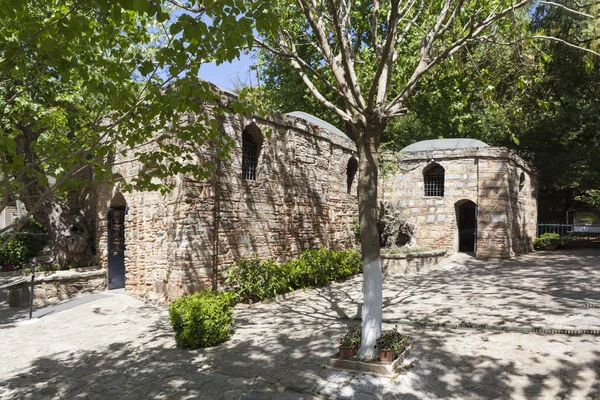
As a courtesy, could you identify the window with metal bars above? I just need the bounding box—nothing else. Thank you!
[242,130,258,180]
[424,164,445,197]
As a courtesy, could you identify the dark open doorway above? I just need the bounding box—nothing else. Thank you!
[108,193,126,290]
[457,200,477,254]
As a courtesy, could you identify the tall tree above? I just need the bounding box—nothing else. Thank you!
[250,0,598,358]
[256,1,600,220]
[0,0,254,264]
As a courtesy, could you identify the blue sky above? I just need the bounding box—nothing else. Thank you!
[197,51,258,91]
[168,9,259,91]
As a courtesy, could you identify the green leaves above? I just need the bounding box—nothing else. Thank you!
[0,0,257,213]
[226,248,361,303]
[169,290,235,348]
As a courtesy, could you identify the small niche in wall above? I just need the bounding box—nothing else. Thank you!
[519,172,525,192]
[346,156,358,194]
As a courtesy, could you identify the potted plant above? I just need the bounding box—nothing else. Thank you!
[374,326,410,363]
[338,326,361,359]
[534,233,565,251]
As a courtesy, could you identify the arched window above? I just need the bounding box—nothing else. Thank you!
[424,164,445,197]
[346,156,358,194]
[242,130,259,180]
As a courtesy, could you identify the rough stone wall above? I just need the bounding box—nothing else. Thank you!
[96,90,358,303]
[7,270,106,308]
[381,147,537,259]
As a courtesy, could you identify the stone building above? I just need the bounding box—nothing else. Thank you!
[94,89,359,303]
[381,139,537,259]
[92,87,537,303]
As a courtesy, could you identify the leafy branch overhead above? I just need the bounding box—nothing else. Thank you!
[0,0,255,241]
[252,0,597,126]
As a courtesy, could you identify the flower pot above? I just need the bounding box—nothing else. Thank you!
[544,245,558,251]
[339,346,355,359]
[379,348,395,363]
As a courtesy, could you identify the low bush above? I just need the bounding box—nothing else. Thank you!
[0,232,46,268]
[534,233,565,249]
[226,256,290,303]
[227,248,361,303]
[168,290,236,349]
[286,248,361,288]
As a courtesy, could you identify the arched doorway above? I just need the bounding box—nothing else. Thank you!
[108,193,126,289]
[456,200,477,254]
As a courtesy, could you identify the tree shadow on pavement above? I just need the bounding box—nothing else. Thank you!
[2,299,600,399]
[2,249,600,399]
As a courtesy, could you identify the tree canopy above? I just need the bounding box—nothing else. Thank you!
[254,0,600,218]
[0,0,255,262]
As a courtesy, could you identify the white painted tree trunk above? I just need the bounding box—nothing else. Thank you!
[358,257,383,359]
[355,122,384,360]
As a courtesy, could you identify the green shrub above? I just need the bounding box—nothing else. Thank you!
[168,290,236,349]
[227,248,361,303]
[534,233,565,249]
[226,256,290,303]
[0,232,46,268]
[287,248,361,288]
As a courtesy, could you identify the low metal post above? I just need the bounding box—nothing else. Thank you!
[29,263,35,319]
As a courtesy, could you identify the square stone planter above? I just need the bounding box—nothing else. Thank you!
[326,344,412,376]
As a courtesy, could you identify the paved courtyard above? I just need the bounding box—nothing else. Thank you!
[1,249,600,399]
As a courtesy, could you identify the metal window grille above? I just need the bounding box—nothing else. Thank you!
[242,131,258,180]
[424,165,445,196]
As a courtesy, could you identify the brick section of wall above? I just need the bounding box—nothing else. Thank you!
[381,147,537,259]
[96,92,358,303]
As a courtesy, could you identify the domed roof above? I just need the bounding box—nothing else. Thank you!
[285,111,352,142]
[401,138,490,152]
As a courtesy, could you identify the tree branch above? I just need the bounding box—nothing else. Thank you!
[371,0,381,55]
[295,0,360,110]
[539,1,594,18]
[166,0,206,13]
[6,65,49,104]
[386,0,532,115]
[327,0,366,109]
[254,35,358,112]
[532,35,600,56]
[368,0,404,112]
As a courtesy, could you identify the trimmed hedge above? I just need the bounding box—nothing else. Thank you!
[227,248,361,303]
[168,290,236,349]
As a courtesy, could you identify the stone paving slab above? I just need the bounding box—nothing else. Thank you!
[0,249,599,399]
